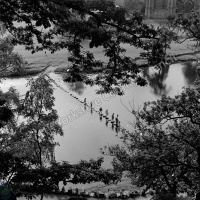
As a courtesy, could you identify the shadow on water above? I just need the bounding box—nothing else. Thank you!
[182,62,198,85]
[143,62,198,97]
[66,82,86,95]
[65,64,172,98]
[143,65,170,96]
[64,61,199,99]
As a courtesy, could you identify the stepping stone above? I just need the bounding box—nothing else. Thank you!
[116,192,121,198]
[89,192,95,197]
[122,190,130,198]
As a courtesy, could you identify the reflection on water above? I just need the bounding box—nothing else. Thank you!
[182,62,198,85]
[67,82,86,95]
[143,62,198,96]
[66,65,172,97]
[143,65,170,96]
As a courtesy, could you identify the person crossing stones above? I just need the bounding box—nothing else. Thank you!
[90,101,93,109]
[118,121,120,127]
[99,107,103,115]
[105,109,109,118]
[84,98,87,105]
[111,113,114,122]
[115,114,119,125]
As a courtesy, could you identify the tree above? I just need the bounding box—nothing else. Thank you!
[0,22,27,77]
[0,76,120,200]
[0,22,26,129]
[0,0,172,94]
[0,87,20,129]
[10,76,64,199]
[168,11,200,49]
[16,76,64,166]
[143,64,170,96]
[11,157,120,199]
[104,84,200,198]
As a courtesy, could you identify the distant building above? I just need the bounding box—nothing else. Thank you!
[145,0,200,19]
[119,0,145,13]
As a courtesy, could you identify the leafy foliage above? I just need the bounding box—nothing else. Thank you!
[0,0,173,94]
[168,11,200,48]
[0,87,20,128]
[2,1,200,199]
[0,151,119,198]
[0,76,120,200]
[0,23,27,77]
[12,76,64,166]
[6,157,119,198]
[0,22,26,131]
[105,85,200,196]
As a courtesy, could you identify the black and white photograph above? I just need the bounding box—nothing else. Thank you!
[0,0,200,200]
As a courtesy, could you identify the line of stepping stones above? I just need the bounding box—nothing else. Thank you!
[45,74,131,135]
[41,74,155,199]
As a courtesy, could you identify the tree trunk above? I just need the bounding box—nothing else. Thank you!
[40,189,44,200]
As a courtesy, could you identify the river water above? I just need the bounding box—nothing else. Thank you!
[2,41,199,165]
[0,42,197,199]
[1,61,197,165]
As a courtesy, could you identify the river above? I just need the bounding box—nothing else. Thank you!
[0,42,198,200]
[1,62,197,166]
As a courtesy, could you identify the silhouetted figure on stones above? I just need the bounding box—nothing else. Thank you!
[115,126,118,133]
[117,121,121,132]
[90,102,93,114]
[84,98,87,105]
[100,114,102,121]
[115,114,119,125]
[106,119,108,126]
[105,109,109,118]
[99,107,103,114]
[111,123,114,130]
[111,113,114,121]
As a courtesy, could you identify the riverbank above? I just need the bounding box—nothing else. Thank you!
[5,49,200,78]
[3,34,197,78]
